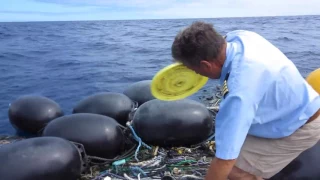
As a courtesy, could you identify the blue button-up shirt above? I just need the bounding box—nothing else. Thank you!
[215,30,320,160]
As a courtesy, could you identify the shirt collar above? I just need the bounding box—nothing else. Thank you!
[219,42,235,85]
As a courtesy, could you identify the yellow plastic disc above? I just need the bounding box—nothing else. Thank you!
[306,68,320,94]
[151,63,208,101]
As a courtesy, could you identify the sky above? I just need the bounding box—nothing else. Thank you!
[0,0,319,22]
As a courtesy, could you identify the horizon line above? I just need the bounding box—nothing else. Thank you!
[0,14,319,23]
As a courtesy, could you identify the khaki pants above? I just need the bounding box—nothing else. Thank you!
[235,115,320,179]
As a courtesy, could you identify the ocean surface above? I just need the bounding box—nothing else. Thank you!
[0,15,319,135]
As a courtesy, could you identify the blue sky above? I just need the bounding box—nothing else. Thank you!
[1,0,319,22]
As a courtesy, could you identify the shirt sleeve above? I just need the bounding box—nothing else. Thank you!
[215,59,273,160]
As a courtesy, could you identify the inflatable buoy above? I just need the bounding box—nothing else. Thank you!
[42,113,125,159]
[0,137,81,180]
[72,92,134,126]
[306,68,320,94]
[271,141,320,180]
[8,95,63,134]
[132,99,213,147]
[123,80,155,105]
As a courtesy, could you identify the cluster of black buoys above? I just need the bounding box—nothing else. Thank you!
[3,80,216,179]
[7,92,137,159]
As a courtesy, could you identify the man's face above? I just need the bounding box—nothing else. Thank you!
[184,60,221,79]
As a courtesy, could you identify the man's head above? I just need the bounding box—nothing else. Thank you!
[171,21,226,79]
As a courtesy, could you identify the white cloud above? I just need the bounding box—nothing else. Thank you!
[1,0,319,22]
[34,0,320,19]
[35,0,185,9]
[144,0,320,18]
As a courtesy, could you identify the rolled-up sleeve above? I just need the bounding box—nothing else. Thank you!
[215,60,273,160]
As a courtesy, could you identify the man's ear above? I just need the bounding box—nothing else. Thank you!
[199,60,212,71]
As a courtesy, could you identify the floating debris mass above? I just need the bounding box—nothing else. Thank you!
[0,85,222,180]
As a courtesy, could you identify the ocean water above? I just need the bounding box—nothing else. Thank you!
[0,15,319,135]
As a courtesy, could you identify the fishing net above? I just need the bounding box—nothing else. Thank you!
[0,85,222,180]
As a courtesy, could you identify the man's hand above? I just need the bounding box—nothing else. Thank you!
[205,157,236,180]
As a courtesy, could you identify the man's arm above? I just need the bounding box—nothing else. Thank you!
[205,158,236,180]
[205,59,273,179]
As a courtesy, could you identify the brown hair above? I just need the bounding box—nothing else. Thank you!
[171,21,225,66]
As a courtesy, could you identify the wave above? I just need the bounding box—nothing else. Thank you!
[0,32,14,38]
[275,37,295,41]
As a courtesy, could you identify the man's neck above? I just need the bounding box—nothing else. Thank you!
[216,41,227,68]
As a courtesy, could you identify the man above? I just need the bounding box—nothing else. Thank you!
[171,21,320,180]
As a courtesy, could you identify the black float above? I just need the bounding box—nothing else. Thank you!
[123,80,155,106]
[8,95,63,134]
[0,137,82,180]
[72,92,134,126]
[132,99,213,147]
[42,113,126,159]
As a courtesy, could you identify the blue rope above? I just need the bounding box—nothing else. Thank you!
[134,139,142,161]
[128,125,151,149]
[207,133,215,140]
[128,125,152,161]
[95,170,126,180]
[130,166,147,177]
